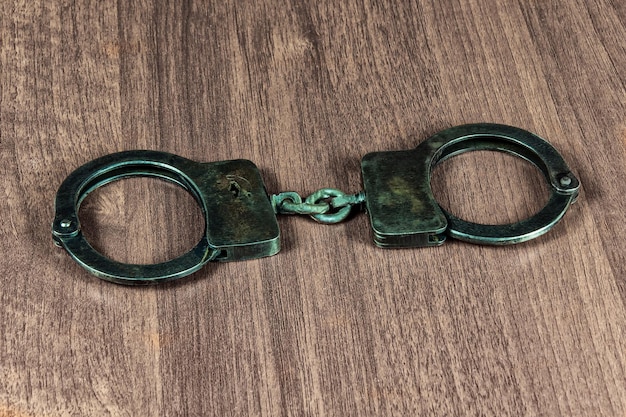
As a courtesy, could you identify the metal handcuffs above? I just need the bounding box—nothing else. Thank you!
[52,123,580,284]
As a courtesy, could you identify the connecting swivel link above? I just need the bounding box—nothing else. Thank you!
[272,189,366,224]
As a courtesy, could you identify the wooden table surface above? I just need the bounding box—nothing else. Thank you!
[2,1,625,415]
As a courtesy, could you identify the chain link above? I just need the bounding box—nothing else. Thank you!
[272,189,366,224]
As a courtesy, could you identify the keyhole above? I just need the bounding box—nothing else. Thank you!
[229,182,240,197]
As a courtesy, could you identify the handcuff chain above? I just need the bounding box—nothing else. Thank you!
[272,189,366,224]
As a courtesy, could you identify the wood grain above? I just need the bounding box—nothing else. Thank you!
[1,0,625,415]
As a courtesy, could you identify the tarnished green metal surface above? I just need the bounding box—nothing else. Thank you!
[361,123,580,248]
[361,148,448,248]
[272,189,366,224]
[53,124,580,284]
[52,151,279,284]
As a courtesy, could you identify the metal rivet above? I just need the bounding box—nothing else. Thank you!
[559,175,572,187]
[60,219,72,228]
